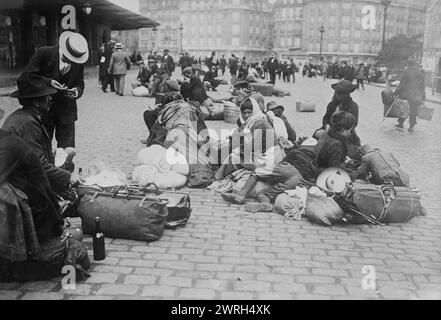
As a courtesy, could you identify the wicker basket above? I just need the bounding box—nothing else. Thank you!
[224,102,240,124]
[251,83,274,97]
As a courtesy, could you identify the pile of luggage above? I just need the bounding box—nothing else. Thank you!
[275,147,425,227]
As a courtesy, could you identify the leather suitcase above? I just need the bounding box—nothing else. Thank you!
[343,183,422,224]
[78,186,169,242]
[296,101,316,113]
[136,184,192,230]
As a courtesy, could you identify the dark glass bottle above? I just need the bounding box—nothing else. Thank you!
[93,217,106,261]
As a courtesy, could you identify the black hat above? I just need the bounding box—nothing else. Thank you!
[11,74,57,99]
[331,80,357,94]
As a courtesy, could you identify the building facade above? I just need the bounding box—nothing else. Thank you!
[272,0,308,63]
[422,0,441,92]
[0,0,157,69]
[302,0,428,64]
[139,0,272,62]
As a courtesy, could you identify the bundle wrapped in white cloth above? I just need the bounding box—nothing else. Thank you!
[132,145,189,189]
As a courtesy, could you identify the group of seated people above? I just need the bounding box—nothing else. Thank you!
[141,73,364,214]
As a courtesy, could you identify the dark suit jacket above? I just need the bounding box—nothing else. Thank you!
[322,97,359,128]
[180,75,208,103]
[315,133,347,169]
[2,107,71,193]
[0,129,63,243]
[395,66,426,101]
[163,55,175,75]
[22,45,85,125]
[268,58,278,74]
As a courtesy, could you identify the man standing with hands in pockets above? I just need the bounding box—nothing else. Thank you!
[21,31,88,149]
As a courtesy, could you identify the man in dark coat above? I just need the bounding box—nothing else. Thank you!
[394,58,426,132]
[101,41,116,92]
[0,128,63,244]
[2,74,80,194]
[220,55,227,76]
[21,31,87,149]
[267,53,278,85]
[163,49,175,76]
[180,67,208,104]
[229,54,239,84]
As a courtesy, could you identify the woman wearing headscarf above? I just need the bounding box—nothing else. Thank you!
[217,97,287,205]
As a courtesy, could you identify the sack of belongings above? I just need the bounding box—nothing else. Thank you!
[305,187,345,226]
[132,86,150,97]
[337,183,422,225]
[275,187,308,221]
[358,146,410,187]
[296,101,316,113]
[79,186,168,242]
[132,146,189,189]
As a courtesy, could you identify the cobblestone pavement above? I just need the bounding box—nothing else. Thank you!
[1,70,441,300]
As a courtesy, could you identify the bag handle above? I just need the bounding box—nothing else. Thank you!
[111,185,131,200]
[141,183,161,195]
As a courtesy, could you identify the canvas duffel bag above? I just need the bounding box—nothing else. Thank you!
[78,186,169,242]
[342,183,422,225]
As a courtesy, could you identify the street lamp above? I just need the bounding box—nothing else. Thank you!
[179,24,184,54]
[82,2,92,15]
[152,26,158,52]
[380,0,392,51]
[319,25,325,58]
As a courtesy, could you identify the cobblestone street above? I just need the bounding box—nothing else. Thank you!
[1,70,441,300]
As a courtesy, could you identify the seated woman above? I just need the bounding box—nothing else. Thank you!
[180,67,209,105]
[131,59,156,90]
[316,80,361,153]
[216,97,286,205]
[203,66,221,91]
[315,111,357,172]
[246,63,261,83]
[266,101,297,144]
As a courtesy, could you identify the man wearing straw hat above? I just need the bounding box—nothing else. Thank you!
[21,31,89,149]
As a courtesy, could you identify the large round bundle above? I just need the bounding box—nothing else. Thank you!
[224,101,240,124]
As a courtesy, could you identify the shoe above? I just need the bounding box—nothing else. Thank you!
[395,120,404,129]
[408,126,415,132]
[244,203,273,213]
[221,175,258,205]
[101,88,107,93]
[119,93,124,96]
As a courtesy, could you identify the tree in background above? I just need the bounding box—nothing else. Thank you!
[377,34,423,69]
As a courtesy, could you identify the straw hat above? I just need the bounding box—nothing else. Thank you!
[316,168,351,193]
[59,31,89,64]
